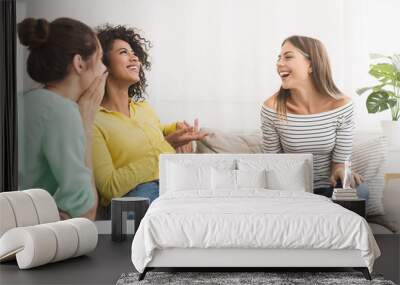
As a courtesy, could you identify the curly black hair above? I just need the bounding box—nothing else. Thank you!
[96,24,152,101]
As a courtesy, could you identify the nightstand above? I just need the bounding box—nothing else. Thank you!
[111,197,150,242]
[332,198,366,218]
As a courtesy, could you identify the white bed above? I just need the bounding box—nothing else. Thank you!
[131,154,380,280]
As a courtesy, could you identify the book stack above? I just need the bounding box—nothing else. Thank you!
[332,188,359,200]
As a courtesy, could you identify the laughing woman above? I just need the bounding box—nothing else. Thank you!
[93,25,206,208]
[261,35,368,199]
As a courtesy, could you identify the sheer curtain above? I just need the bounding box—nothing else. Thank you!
[20,0,400,132]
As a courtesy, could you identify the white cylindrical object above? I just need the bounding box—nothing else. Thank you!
[0,196,17,238]
[42,221,79,262]
[24,189,59,224]
[0,226,57,269]
[66,218,98,257]
[1,192,39,227]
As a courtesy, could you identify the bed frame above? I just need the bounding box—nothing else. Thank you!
[138,154,372,281]
[140,248,370,280]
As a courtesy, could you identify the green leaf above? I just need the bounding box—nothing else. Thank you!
[369,63,397,81]
[392,54,400,72]
[372,83,387,91]
[370,53,388,60]
[356,84,387,95]
[356,87,373,95]
[366,90,396,113]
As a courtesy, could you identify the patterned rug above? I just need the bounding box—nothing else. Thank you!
[116,271,396,285]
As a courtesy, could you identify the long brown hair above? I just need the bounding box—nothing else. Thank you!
[276,35,343,117]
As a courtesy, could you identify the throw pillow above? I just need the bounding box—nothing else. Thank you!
[352,136,387,216]
[238,159,309,192]
[266,167,307,192]
[196,128,262,154]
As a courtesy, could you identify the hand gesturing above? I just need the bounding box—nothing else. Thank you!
[166,119,208,151]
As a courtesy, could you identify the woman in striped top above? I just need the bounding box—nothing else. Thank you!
[261,35,367,198]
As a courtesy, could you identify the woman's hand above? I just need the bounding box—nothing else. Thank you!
[59,210,71,220]
[166,119,208,150]
[329,164,363,188]
[78,72,108,136]
[175,120,193,153]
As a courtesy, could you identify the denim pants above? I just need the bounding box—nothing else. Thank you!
[123,180,159,219]
[314,181,369,201]
[124,180,160,203]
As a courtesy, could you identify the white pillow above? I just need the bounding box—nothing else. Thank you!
[211,168,236,190]
[211,169,268,190]
[266,167,307,191]
[238,159,308,192]
[236,169,267,189]
[352,136,387,216]
[167,162,212,191]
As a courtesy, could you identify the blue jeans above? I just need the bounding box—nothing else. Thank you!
[314,181,369,201]
[124,180,160,203]
[123,180,159,219]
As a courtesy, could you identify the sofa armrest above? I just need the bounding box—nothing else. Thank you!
[383,178,400,231]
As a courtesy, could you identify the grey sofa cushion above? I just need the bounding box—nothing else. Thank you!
[196,128,262,154]
[351,136,388,216]
[368,215,399,233]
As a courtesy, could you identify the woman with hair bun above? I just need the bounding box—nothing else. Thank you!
[18,17,107,220]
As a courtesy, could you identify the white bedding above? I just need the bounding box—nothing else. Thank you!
[131,190,380,273]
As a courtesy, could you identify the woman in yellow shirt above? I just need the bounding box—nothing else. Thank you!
[94,25,206,207]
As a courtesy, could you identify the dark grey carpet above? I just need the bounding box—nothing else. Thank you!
[116,271,396,285]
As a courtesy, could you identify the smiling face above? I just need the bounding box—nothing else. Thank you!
[107,39,141,84]
[277,41,312,90]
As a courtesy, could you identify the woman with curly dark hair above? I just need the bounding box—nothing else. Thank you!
[93,25,206,207]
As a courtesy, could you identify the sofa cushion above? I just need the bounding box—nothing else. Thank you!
[368,215,399,233]
[196,128,262,154]
[381,177,400,233]
[368,222,394,235]
[352,136,387,216]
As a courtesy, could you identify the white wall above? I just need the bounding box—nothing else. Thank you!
[16,0,400,132]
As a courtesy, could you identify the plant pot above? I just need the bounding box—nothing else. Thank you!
[381,120,400,150]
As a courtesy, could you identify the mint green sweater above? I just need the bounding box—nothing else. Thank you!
[20,89,94,217]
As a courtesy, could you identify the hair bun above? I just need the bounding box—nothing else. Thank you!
[18,18,50,49]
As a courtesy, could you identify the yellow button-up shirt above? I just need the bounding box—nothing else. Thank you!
[93,100,176,206]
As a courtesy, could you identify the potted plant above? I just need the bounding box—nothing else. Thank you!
[357,54,400,148]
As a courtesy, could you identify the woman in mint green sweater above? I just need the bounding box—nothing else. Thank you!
[18,17,107,220]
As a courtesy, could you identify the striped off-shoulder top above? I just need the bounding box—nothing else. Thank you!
[261,101,354,189]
